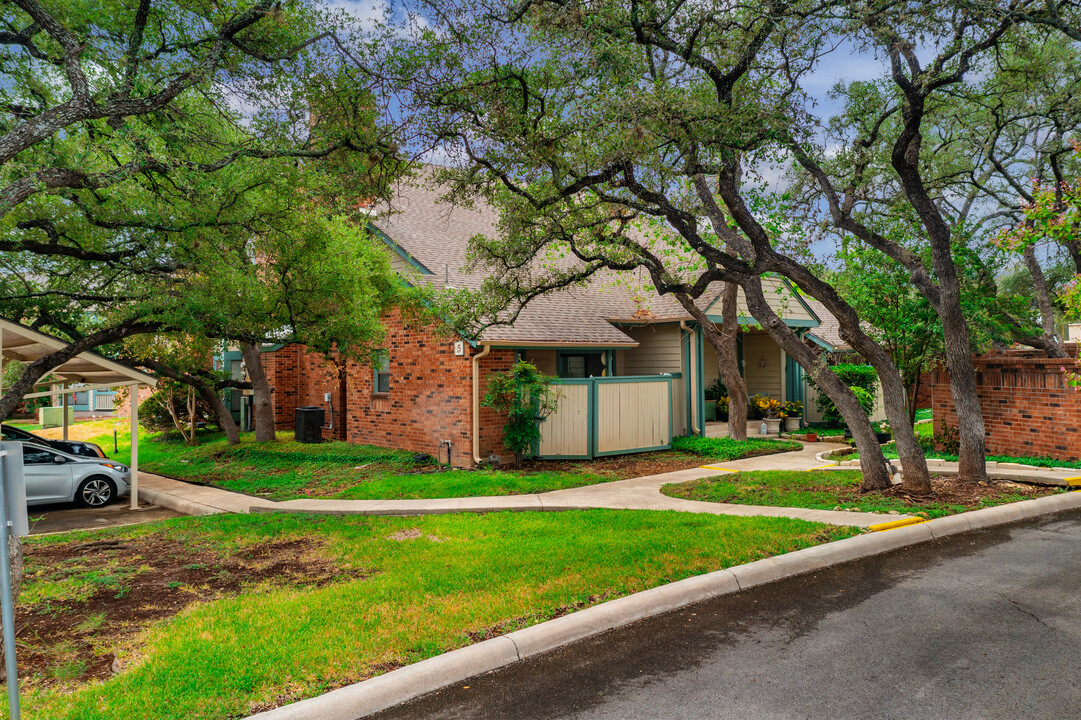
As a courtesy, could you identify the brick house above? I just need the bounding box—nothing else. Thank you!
[222,169,845,466]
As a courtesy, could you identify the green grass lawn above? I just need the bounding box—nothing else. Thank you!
[17,510,855,720]
[75,422,802,501]
[661,469,1059,519]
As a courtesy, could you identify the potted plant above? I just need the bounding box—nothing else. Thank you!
[783,400,802,432]
[703,378,726,422]
[757,396,783,435]
[875,422,892,444]
[717,395,730,422]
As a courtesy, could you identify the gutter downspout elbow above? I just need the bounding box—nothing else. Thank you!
[680,321,699,435]
[472,343,492,465]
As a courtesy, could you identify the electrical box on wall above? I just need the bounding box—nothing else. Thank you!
[324,393,332,403]
[454,340,465,356]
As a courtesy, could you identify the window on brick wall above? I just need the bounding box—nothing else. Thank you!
[374,351,391,393]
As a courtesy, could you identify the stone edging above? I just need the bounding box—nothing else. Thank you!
[246,491,1081,720]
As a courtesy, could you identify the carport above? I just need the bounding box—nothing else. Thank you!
[0,318,157,509]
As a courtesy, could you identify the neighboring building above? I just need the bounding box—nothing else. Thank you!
[930,345,1081,461]
[242,170,847,466]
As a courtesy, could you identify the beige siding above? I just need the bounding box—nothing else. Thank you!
[671,376,686,436]
[617,324,682,375]
[743,334,783,399]
[708,276,816,324]
[523,349,557,376]
[538,383,590,456]
[595,380,671,453]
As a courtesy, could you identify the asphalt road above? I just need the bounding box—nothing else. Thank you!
[374,510,1081,720]
[28,500,181,534]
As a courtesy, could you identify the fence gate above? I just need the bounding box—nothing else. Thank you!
[537,376,674,459]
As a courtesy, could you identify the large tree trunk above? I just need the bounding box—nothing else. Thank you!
[240,343,276,443]
[764,258,932,495]
[709,165,925,492]
[1023,244,1068,358]
[890,95,988,484]
[741,277,893,492]
[675,287,748,441]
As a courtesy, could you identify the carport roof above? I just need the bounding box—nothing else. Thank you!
[0,317,157,388]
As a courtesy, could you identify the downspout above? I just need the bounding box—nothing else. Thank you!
[472,343,492,464]
[680,321,699,435]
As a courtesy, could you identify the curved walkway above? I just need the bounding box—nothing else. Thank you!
[139,442,906,528]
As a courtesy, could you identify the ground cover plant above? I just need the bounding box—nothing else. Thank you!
[661,470,1060,519]
[16,510,856,719]
[41,421,802,500]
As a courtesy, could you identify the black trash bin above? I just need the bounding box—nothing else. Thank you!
[295,406,325,443]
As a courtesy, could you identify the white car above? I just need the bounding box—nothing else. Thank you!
[20,443,130,507]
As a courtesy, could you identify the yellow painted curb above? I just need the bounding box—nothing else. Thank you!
[1065,476,1081,489]
[808,463,837,470]
[868,516,927,532]
[700,466,737,472]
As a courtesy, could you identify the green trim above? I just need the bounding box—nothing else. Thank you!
[706,315,817,328]
[369,224,433,275]
[682,327,693,436]
[595,443,671,457]
[695,327,705,435]
[780,277,823,325]
[805,333,835,352]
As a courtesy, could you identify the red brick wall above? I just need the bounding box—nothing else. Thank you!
[931,354,1081,460]
[260,310,514,466]
[914,372,934,410]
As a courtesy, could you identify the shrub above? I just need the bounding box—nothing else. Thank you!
[704,378,727,401]
[482,361,562,466]
[808,364,878,427]
[137,384,213,441]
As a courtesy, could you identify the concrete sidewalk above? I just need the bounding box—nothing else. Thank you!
[137,442,902,528]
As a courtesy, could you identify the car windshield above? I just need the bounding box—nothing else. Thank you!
[1,425,36,442]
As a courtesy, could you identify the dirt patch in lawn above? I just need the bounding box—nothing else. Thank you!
[17,536,369,689]
[882,475,1056,507]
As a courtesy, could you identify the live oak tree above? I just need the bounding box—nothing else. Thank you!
[787,1,1081,483]
[398,0,925,492]
[0,0,404,420]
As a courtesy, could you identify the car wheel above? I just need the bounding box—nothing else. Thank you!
[76,476,116,508]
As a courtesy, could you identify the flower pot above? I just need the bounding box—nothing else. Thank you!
[805,432,818,442]
[704,400,717,422]
[784,417,801,432]
[876,432,892,444]
[764,418,782,436]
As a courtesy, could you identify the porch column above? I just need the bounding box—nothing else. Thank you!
[130,383,139,509]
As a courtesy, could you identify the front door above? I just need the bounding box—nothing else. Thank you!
[23,445,73,504]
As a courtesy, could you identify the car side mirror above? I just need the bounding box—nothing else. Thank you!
[52,456,66,464]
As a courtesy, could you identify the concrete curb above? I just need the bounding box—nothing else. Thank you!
[247,490,1081,720]
[137,487,222,517]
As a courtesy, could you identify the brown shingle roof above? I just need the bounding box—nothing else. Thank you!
[371,168,835,346]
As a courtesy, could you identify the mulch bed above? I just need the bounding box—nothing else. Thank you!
[517,445,797,480]
[880,475,1057,507]
[17,536,368,688]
